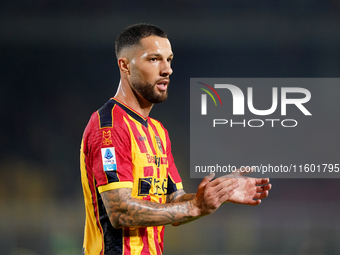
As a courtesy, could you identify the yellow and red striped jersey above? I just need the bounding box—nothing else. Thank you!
[80,98,183,255]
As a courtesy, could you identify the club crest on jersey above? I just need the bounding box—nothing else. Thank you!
[155,136,163,154]
[101,147,117,171]
[103,130,113,145]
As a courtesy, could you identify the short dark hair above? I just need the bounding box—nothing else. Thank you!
[115,23,167,58]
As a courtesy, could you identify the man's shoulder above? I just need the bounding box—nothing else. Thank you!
[96,98,127,128]
[84,99,127,132]
[148,117,164,127]
[148,117,169,135]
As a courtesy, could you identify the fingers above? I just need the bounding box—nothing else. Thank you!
[204,173,216,182]
[205,172,216,180]
[208,176,238,191]
[198,173,216,188]
[251,182,271,201]
[209,175,232,186]
[215,179,238,199]
[253,190,269,200]
[208,176,238,190]
[254,178,270,185]
[249,199,262,206]
[220,189,235,203]
[196,174,239,215]
[256,183,271,192]
[207,177,239,204]
[248,188,270,205]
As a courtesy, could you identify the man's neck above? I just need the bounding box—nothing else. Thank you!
[114,83,153,119]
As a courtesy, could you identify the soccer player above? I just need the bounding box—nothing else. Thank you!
[80,23,271,255]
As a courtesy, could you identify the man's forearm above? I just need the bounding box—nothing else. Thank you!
[167,189,195,203]
[101,188,200,228]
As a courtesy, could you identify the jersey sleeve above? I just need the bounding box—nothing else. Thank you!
[164,128,183,195]
[86,112,134,193]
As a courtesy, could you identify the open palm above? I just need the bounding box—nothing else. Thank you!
[227,173,271,206]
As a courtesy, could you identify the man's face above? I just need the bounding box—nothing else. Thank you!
[128,35,173,104]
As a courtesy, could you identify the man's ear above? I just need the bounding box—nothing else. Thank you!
[118,58,130,75]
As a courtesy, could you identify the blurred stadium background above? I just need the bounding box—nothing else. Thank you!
[1,1,340,254]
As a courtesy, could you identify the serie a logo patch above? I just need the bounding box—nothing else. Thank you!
[101,147,117,171]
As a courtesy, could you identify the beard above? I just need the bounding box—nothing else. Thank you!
[131,79,169,104]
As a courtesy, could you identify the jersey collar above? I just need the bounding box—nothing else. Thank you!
[112,98,148,128]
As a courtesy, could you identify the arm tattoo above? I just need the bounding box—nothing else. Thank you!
[101,188,199,228]
[166,189,196,203]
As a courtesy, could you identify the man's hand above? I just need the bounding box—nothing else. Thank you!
[193,168,271,217]
[193,173,239,216]
[226,168,271,206]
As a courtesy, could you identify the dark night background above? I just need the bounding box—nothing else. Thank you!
[1,1,340,254]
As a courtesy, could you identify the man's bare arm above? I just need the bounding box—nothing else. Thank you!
[101,171,271,229]
[166,189,195,203]
[101,188,201,228]
[101,174,238,228]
